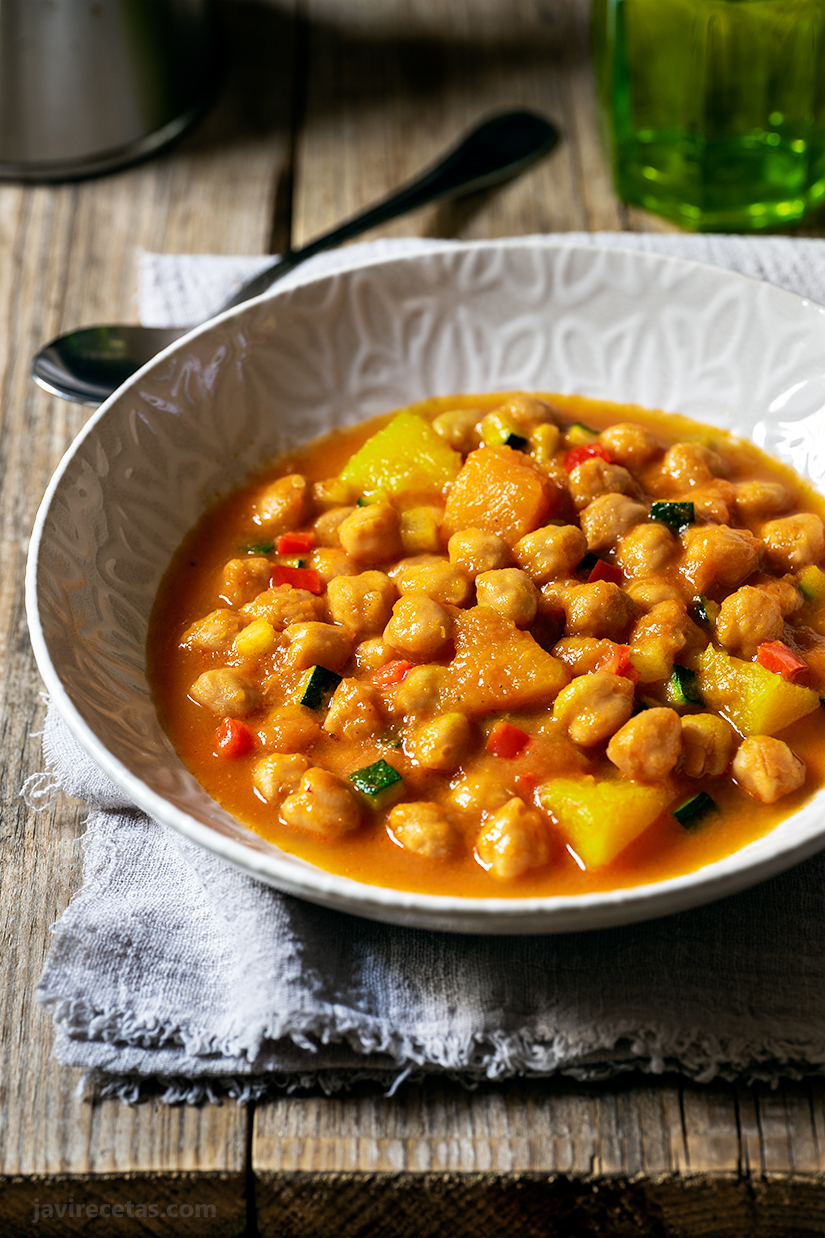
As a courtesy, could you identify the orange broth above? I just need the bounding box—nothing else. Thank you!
[148,394,825,898]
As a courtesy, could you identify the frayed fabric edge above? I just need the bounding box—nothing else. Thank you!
[74,1051,825,1107]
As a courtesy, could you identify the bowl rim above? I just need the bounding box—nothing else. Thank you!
[26,236,825,933]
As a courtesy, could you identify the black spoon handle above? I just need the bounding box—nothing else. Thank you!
[220,110,559,311]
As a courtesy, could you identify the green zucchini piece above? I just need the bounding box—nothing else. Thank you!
[298,665,342,710]
[504,432,529,452]
[650,501,695,534]
[664,665,703,707]
[349,759,404,810]
[566,422,599,446]
[277,556,307,569]
[693,594,721,625]
[673,791,718,830]
[241,541,275,555]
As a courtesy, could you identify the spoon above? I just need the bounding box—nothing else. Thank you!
[32,110,559,406]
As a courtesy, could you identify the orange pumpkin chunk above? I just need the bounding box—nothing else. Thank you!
[448,606,569,715]
[443,446,554,546]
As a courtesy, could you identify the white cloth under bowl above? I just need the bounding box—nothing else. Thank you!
[33,232,825,1103]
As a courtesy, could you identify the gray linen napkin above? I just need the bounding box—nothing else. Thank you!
[35,233,825,1102]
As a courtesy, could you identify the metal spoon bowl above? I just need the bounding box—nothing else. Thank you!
[32,110,558,405]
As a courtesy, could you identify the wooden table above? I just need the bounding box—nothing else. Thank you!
[3,2,825,1234]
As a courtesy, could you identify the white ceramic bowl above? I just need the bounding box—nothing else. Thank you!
[26,240,825,934]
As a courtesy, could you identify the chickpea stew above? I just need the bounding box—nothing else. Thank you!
[148,393,825,899]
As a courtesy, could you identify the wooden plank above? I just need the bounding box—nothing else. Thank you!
[0,2,294,1217]
[293,0,628,249]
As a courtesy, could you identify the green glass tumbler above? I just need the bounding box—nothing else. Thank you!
[593,0,825,231]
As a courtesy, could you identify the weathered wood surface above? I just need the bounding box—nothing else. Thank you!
[2,0,825,1235]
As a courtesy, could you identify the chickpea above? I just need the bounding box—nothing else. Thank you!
[432,407,483,453]
[394,559,472,607]
[475,568,538,627]
[256,704,321,753]
[313,505,356,548]
[392,665,449,717]
[755,575,803,617]
[190,668,259,718]
[563,581,639,641]
[327,571,398,636]
[579,494,647,553]
[680,715,736,779]
[629,600,704,681]
[680,524,762,597]
[353,636,394,673]
[514,524,587,585]
[449,768,513,817]
[761,513,825,573]
[661,441,725,488]
[688,480,736,525]
[338,503,403,564]
[182,608,244,653]
[476,798,550,879]
[616,523,677,577]
[623,578,684,612]
[281,768,362,837]
[383,594,452,660]
[220,557,272,607]
[312,477,356,510]
[308,547,360,586]
[552,671,635,747]
[606,708,682,782]
[732,736,806,803]
[388,802,460,859]
[568,458,636,511]
[323,679,382,742]
[448,528,511,579]
[284,621,353,672]
[241,585,323,629]
[599,421,659,468]
[253,474,309,531]
[495,393,562,430]
[253,753,309,802]
[734,480,790,519]
[716,585,783,658]
[405,712,471,771]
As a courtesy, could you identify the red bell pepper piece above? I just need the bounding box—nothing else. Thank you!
[270,564,323,595]
[594,643,639,685]
[486,720,530,758]
[756,641,808,681]
[564,442,612,472]
[214,718,254,757]
[588,560,623,585]
[372,659,413,689]
[514,772,536,797]
[277,531,316,555]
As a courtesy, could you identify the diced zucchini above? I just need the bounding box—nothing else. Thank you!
[664,665,703,708]
[798,564,825,605]
[673,791,718,830]
[241,541,275,555]
[576,552,599,575]
[693,595,721,625]
[277,556,306,569]
[340,411,462,505]
[540,776,673,869]
[698,643,820,736]
[349,759,405,810]
[650,501,695,534]
[298,665,342,710]
[565,422,599,447]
